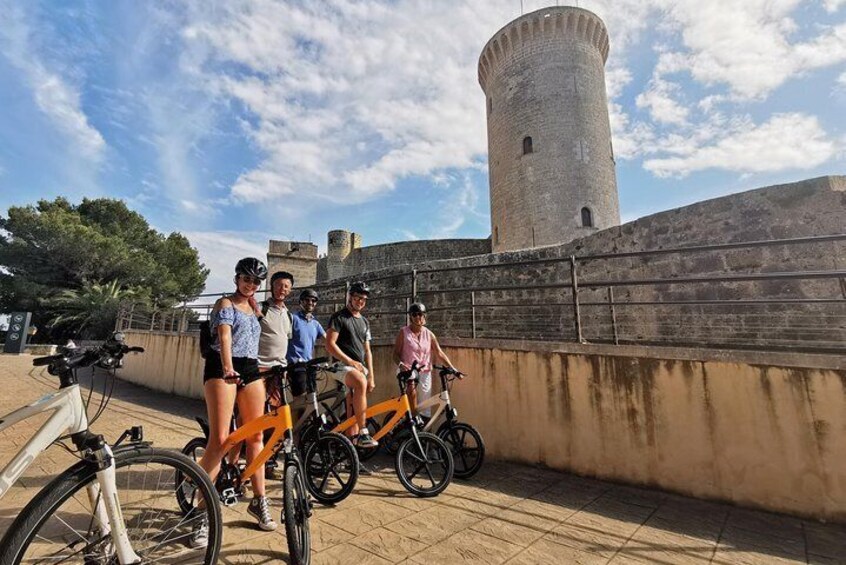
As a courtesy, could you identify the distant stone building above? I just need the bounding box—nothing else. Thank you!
[266,240,318,287]
[267,231,490,286]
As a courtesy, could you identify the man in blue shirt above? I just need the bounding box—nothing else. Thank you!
[287,289,326,364]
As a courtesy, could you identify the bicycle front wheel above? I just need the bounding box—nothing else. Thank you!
[176,436,207,515]
[283,462,312,565]
[0,444,222,564]
[303,431,359,504]
[395,431,454,497]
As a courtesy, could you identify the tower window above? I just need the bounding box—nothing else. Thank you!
[494,226,499,245]
[488,97,493,115]
[522,136,533,155]
[581,207,593,228]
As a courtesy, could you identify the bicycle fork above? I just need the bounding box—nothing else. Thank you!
[408,425,434,464]
[85,445,141,564]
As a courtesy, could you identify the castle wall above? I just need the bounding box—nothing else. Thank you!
[313,176,846,350]
[316,238,491,282]
[480,6,619,252]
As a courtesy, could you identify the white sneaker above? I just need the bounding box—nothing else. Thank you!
[355,430,379,448]
[248,496,278,531]
[189,515,209,549]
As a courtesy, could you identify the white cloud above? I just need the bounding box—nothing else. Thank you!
[652,0,846,100]
[824,0,845,13]
[184,1,646,205]
[643,113,838,177]
[636,78,689,125]
[183,230,269,295]
[0,1,105,160]
[429,173,487,239]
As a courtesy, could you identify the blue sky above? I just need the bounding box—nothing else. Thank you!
[1,0,844,293]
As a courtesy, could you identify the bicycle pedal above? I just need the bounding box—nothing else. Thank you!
[220,487,239,507]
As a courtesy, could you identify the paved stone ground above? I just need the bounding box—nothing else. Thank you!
[1,354,844,564]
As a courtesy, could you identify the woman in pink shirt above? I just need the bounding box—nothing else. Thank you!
[392,302,455,416]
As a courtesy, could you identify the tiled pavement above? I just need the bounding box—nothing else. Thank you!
[1,354,844,564]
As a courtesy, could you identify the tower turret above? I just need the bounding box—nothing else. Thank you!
[479,6,620,252]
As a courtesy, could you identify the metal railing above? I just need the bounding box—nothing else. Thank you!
[116,234,846,353]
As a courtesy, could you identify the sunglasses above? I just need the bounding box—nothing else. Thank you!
[351,294,368,301]
[302,298,318,304]
[239,275,263,286]
[410,312,426,317]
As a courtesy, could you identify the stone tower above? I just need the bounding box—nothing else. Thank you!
[479,6,620,252]
[325,230,362,281]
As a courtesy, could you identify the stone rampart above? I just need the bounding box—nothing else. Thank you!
[312,176,846,350]
[315,238,491,282]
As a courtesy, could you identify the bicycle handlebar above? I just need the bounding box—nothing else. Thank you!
[432,365,466,379]
[32,332,145,375]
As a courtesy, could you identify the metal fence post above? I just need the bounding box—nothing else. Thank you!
[607,286,619,345]
[471,291,477,339]
[126,303,135,332]
[570,255,583,343]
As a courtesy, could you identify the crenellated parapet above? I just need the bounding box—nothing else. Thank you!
[478,6,609,93]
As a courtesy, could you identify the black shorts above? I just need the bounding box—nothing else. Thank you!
[203,354,261,387]
[286,363,318,397]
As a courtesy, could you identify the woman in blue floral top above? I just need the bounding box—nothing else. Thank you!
[192,257,276,547]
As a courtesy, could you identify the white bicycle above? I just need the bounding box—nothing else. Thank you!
[381,365,485,479]
[0,333,222,564]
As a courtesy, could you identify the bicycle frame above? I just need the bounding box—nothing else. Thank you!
[220,403,294,483]
[332,393,413,443]
[416,390,452,432]
[0,385,141,563]
[415,372,459,432]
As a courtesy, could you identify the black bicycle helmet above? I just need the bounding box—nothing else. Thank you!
[299,288,319,301]
[235,257,268,280]
[270,270,294,286]
[408,302,427,314]
[349,281,370,295]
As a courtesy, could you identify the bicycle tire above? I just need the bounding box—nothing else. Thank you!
[283,463,312,565]
[0,444,222,565]
[395,431,454,498]
[302,432,359,505]
[437,422,485,479]
[176,436,208,515]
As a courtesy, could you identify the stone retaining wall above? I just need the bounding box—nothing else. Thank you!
[120,329,846,522]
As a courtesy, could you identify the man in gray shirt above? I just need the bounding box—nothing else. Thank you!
[258,271,293,370]
[258,270,293,479]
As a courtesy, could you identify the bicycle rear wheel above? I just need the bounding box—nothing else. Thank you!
[303,432,359,504]
[283,462,312,565]
[0,444,222,564]
[437,422,485,479]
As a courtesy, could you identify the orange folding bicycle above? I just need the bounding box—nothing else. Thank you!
[332,361,454,497]
[176,365,312,565]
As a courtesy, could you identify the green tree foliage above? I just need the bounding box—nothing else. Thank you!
[0,197,209,340]
[45,280,136,340]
